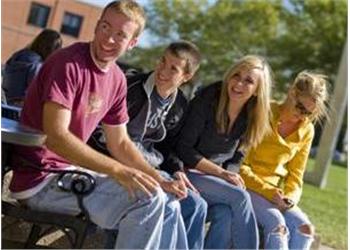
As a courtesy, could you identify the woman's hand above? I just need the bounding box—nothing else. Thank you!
[221,170,246,189]
[272,190,292,212]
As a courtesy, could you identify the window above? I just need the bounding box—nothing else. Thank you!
[60,12,83,38]
[27,2,51,28]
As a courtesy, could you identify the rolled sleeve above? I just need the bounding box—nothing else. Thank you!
[42,62,78,110]
[102,75,129,126]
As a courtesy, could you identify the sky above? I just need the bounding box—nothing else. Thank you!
[78,0,149,8]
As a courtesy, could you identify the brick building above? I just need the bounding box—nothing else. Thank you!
[1,0,103,64]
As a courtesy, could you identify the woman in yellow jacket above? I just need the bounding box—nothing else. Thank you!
[240,71,329,250]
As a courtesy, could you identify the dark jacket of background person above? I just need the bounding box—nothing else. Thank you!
[176,81,248,170]
[2,29,62,104]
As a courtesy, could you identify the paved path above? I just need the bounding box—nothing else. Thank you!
[2,219,336,249]
[1,172,337,249]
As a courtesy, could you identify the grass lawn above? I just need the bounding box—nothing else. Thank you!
[299,159,347,249]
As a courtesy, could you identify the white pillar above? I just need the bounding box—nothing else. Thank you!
[304,40,348,188]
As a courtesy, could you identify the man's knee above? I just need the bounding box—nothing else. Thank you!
[298,224,314,236]
[145,187,166,213]
[165,195,182,214]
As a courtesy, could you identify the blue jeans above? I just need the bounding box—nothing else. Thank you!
[187,171,259,249]
[248,190,314,250]
[25,172,165,249]
[160,190,188,249]
[105,171,204,249]
[180,189,207,249]
[160,170,208,249]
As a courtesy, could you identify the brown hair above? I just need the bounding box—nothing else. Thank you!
[165,40,201,74]
[29,29,62,60]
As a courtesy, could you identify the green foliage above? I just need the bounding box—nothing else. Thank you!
[300,160,348,249]
[121,3,348,247]
[272,0,347,92]
[125,0,347,97]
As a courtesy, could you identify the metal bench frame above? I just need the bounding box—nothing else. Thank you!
[1,104,96,248]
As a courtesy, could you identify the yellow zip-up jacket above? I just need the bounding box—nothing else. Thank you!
[240,102,314,205]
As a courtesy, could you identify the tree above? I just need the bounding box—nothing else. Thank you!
[272,0,347,92]
[124,0,347,97]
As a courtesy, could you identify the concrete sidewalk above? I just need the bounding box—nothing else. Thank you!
[1,172,336,249]
[2,217,106,248]
[2,218,335,249]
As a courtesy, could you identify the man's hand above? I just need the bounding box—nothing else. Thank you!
[160,179,188,200]
[113,167,160,199]
[221,170,245,189]
[174,171,199,194]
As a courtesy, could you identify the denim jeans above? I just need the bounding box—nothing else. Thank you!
[187,171,259,249]
[248,190,314,250]
[160,170,208,249]
[25,171,165,249]
[105,171,205,249]
[160,190,188,249]
[180,189,207,249]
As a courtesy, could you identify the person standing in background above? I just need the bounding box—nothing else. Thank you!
[2,29,62,105]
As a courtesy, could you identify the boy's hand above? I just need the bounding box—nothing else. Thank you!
[174,171,199,194]
[160,179,188,200]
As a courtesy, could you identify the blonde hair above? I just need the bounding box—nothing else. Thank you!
[291,71,329,123]
[216,55,273,149]
[101,0,146,38]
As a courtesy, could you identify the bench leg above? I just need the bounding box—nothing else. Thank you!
[25,224,42,248]
[104,229,119,249]
[71,223,89,249]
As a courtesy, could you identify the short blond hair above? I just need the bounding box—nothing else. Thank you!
[216,55,273,149]
[291,71,329,123]
[101,0,146,38]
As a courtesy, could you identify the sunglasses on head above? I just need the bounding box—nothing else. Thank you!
[295,101,313,116]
